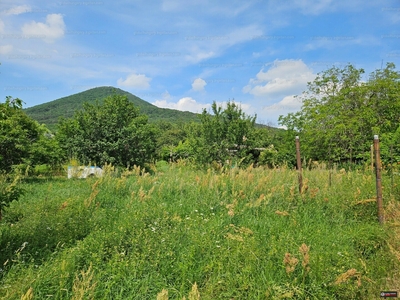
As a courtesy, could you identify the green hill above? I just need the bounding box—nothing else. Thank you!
[24,86,201,130]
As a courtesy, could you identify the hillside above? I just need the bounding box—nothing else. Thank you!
[24,86,201,130]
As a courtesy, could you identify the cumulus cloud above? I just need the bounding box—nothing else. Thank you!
[153,97,210,113]
[117,73,151,89]
[3,5,31,15]
[262,95,302,112]
[153,96,255,118]
[191,78,207,92]
[242,59,316,124]
[243,59,315,98]
[21,14,65,42]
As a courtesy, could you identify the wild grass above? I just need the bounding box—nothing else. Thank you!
[0,163,398,299]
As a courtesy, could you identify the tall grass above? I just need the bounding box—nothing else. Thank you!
[0,163,398,299]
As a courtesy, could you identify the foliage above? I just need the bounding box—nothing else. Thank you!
[0,97,41,171]
[29,125,64,169]
[0,171,24,221]
[189,101,257,166]
[0,165,398,298]
[259,145,278,167]
[56,94,157,168]
[279,63,400,164]
[155,121,190,160]
[0,96,65,172]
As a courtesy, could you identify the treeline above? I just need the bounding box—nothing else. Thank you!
[0,95,287,173]
[279,62,400,166]
[1,63,399,174]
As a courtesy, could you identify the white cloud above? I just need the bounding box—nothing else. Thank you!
[0,44,13,54]
[153,97,210,113]
[0,19,4,33]
[184,25,262,63]
[257,94,308,127]
[117,73,151,89]
[191,78,207,92]
[3,5,31,15]
[185,50,215,63]
[21,14,65,43]
[263,95,302,112]
[243,59,315,98]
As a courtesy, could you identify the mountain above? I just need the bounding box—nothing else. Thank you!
[24,86,200,130]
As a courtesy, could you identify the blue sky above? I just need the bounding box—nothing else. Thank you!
[0,0,399,126]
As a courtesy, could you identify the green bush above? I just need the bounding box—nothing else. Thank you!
[0,172,24,221]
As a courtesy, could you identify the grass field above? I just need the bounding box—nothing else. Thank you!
[0,162,399,299]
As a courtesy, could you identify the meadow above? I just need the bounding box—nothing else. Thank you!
[0,162,399,299]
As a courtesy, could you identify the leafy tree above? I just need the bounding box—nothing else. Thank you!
[154,120,189,160]
[279,63,400,164]
[0,97,41,171]
[189,101,256,165]
[57,94,157,168]
[30,125,64,170]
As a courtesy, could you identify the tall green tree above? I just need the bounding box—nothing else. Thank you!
[57,94,157,168]
[0,97,41,171]
[189,101,257,165]
[279,63,400,164]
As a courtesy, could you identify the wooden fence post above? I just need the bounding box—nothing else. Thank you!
[373,135,384,224]
[295,136,303,193]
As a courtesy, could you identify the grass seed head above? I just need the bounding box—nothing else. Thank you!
[283,253,298,274]
[72,263,96,300]
[188,282,200,300]
[157,289,169,300]
[334,268,360,285]
[275,210,290,216]
[299,243,310,270]
[20,287,33,300]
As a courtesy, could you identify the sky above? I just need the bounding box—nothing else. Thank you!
[0,0,399,127]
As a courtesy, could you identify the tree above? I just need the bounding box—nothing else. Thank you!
[278,63,400,165]
[154,120,189,160]
[57,94,157,168]
[30,124,64,169]
[189,101,256,165]
[0,97,41,171]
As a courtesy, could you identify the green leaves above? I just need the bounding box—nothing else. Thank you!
[279,63,400,164]
[57,94,157,168]
[0,171,24,221]
[191,101,257,165]
[0,98,42,171]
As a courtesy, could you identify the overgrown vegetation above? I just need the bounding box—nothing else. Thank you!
[0,163,398,299]
[1,63,399,298]
[57,94,158,168]
[279,63,400,165]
